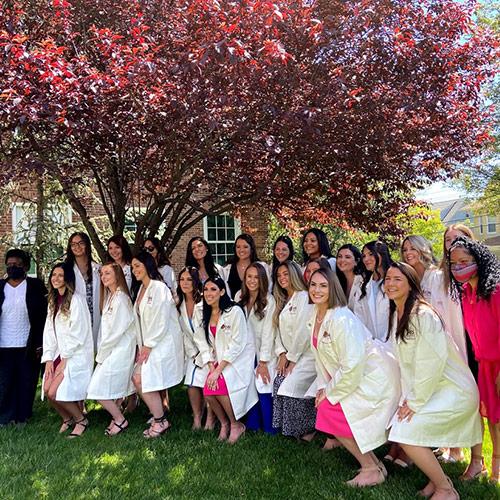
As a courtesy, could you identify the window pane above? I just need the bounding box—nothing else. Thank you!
[216,243,226,255]
[207,215,216,227]
[216,215,225,227]
[217,228,226,241]
[208,228,216,241]
[227,228,235,241]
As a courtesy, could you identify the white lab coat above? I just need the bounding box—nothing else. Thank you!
[41,293,94,401]
[73,261,101,351]
[194,306,258,420]
[347,275,363,311]
[87,289,137,400]
[178,300,207,387]
[159,264,177,297]
[352,277,389,341]
[122,264,133,292]
[420,268,467,362]
[388,306,482,447]
[274,290,316,398]
[310,306,401,453]
[236,291,277,394]
[134,280,184,393]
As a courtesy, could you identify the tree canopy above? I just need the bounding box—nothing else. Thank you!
[0,0,497,258]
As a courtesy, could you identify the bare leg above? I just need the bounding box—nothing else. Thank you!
[99,399,128,436]
[460,418,486,480]
[400,444,458,499]
[187,387,204,430]
[488,419,499,482]
[48,400,72,432]
[323,437,342,450]
[55,401,87,437]
[204,403,216,430]
[335,436,384,486]
[205,395,229,441]
[214,395,245,444]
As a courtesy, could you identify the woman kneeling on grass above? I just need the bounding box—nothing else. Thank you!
[386,262,482,499]
[42,263,94,438]
[308,268,400,487]
[195,276,258,444]
[86,262,136,436]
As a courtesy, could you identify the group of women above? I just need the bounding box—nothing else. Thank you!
[38,225,499,498]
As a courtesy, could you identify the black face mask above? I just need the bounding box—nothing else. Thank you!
[7,266,26,280]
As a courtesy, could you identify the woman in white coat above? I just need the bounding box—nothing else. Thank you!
[335,244,365,311]
[272,260,316,440]
[176,266,215,430]
[86,262,136,436]
[308,268,400,487]
[236,262,277,434]
[65,232,101,351]
[385,262,482,500]
[194,275,258,444]
[352,240,392,341]
[131,251,184,439]
[301,228,336,270]
[42,263,94,438]
[143,236,177,296]
[106,235,135,293]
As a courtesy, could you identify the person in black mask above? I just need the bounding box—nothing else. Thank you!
[0,249,47,426]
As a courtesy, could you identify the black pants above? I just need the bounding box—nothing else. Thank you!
[0,348,40,425]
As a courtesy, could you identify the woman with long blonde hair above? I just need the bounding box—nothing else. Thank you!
[272,261,316,440]
[86,262,137,436]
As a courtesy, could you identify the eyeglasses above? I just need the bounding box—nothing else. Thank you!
[70,241,86,248]
[144,246,156,253]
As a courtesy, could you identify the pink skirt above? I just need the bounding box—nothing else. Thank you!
[203,363,229,397]
[478,360,500,423]
[315,399,354,438]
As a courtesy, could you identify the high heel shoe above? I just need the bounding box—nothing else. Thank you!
[67,417,89,439]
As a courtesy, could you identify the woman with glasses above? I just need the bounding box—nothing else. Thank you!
[143,236,177,298]
[65,232,101,350]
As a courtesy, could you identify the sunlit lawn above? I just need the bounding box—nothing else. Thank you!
[0,387,497,499]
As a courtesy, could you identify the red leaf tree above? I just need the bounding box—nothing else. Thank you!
[0,0,496,258]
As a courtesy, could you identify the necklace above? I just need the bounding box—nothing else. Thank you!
[316,314,326,324]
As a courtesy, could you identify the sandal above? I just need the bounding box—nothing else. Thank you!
[346,463,386,487]
[105,419,129,437]
[459,455,488,481]
[67,417,89,439]
[59,418,74,434]
[144,415,170,439]
[429,476,459,500]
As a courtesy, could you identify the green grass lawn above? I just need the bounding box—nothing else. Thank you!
[0,388,497,499]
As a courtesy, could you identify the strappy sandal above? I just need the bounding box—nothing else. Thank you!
[67,417,89,439]
[459,455,488,481]
[144,415,170,439]
[59,418,74,433]
[346,463,386,487]
[105,419,129,437]
[429,476,459,500]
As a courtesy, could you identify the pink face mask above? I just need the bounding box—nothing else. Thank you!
[451,263,478,283]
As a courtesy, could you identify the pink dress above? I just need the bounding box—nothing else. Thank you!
[312,335,354,438]
[461,283,500,423]
[203,325,229,397]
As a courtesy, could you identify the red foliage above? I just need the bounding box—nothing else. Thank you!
[0,0,496,255]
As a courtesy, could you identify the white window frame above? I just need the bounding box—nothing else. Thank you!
[487,215,497,234]
[12,202,73,244]
[203,214,241,265]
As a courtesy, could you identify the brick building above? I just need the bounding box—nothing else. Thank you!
[0,184,270,276]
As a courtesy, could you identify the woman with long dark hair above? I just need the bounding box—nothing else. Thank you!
[185,237,224,284]
[386,262,481,498]
[309,268,399,486]
[449,237,500,483]
[222,233,269,298]
[335,244,364,310]
[237,263,277,434]
[65,232,101,350]
[106,235,134,292]
[131,251,184,439]
[272,261,316,440]
[352,240,392,341]
[271,235,295,282]
[176,266,214,430]
[143,236,177,296]
[194,276,258,443]
[42,263,94,438]
[301,228,335,269]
